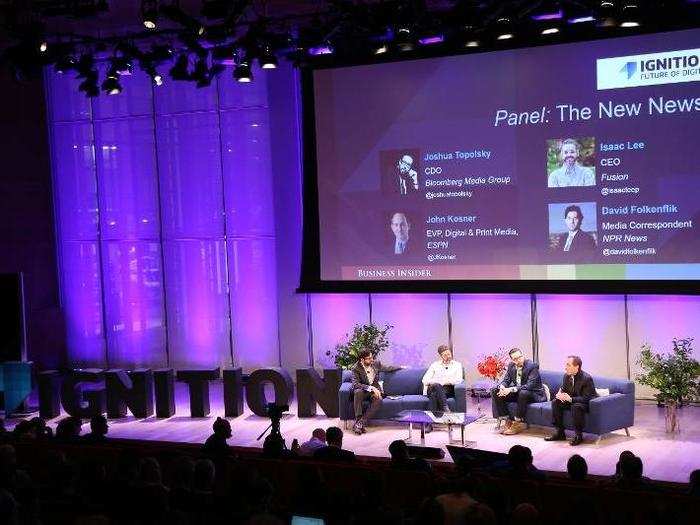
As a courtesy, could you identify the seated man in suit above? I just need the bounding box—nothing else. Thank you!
[351,348,401,435]
[491,348,546,435]
[545,355,596,446]
[313,426,355,462]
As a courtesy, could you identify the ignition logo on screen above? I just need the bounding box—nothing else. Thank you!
[597,48,700,89]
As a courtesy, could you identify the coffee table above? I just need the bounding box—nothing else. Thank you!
[393,410,481,446]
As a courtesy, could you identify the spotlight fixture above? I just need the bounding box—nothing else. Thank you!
[161,4,205,37]
[233,60,252,83]
[308,44,333,56]
[394,27,416,52]
[79,77,99,97]
[102,75,122,95]
[597,0,618,27]
[620,2,641,27]
[142,0,158,30]
[495,17,515,40]
[112,56,133,76]
[39,40,48,53]
[373,43,389,55]
[259,46,278,69]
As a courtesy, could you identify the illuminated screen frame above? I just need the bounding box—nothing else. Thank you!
[298,30,700,295]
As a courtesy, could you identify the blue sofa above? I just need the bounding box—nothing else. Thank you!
[339,367,467,424]
[494,370,635,437]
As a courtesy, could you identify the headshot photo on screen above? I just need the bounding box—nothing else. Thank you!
[380,149,420,196]
[390,212,411,256]
[548,202,598,260]
[547,138,596,188]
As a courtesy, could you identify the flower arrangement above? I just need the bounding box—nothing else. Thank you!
[326,323,393,370]
[476,351,509,381]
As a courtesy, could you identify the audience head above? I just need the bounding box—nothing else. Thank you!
[262,434,286,458]
[311,428,326,441]
[388,439,410,462]
[89,415,108,437]
[508,445,533,471]
[689,469,700,496]
[567,454,588,481]
[139,457,162,485]
[619,454,643,480]
[193,459,215,492]
[511,503,540,525]
[55,416,82,441]
[326,426,343,448]
[212,417,232,439]
[463,502,497,525]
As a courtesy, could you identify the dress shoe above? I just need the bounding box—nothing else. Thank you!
[570,434,584,446]
[504,420,526,435]
[545,431,567,441]
[359,419,368,434]
[499,419,513,434]
[352,421,363,435]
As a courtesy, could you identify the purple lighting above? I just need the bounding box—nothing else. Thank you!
[309,45,333,56]
[418,35,445,45]
[568,16,597,24]
[532,10,563,21]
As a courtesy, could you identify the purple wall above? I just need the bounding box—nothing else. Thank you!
[45,62,699,398]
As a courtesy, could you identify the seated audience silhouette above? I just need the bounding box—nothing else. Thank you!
[388,439,432,474]
[82,415,109,443]
[313,427,356,462]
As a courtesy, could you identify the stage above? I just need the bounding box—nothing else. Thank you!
[12,382,700,484]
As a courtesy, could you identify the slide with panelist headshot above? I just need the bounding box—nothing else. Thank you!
[311,28,700,281]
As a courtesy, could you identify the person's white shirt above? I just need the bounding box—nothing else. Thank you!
[563,230,578,251]
[421,360,464,395]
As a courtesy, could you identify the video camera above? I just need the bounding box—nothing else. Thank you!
[265,402,289,420]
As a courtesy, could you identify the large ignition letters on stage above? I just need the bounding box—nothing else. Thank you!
[246,367,294,416]
[61,369,106,418]
[296,368,342,418]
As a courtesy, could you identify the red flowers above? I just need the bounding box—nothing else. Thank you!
[477,353,508,381]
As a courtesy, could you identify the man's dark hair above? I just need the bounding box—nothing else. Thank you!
[567,355,583,369]
[212,417,230,435]
[389,439,409,461]
[508,348,522,358]
[358,348,373,360]
[567,454,588,481]
[326,426,343,446]
[90,415,108,436]
[508,445,533,470]
[620,454,643,480]
[563,205,583,221]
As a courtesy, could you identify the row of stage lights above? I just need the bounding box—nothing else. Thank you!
[17,1,683,96]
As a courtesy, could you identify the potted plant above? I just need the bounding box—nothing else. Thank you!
[636,338,700,433]
[326,323,393,370]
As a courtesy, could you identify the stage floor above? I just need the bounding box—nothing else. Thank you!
[11,382,700,484]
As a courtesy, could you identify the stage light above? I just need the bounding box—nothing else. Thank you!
[112,57,133,76]
[620,3,641,27]
[161,4,206,37]
[79,77,99,97]
[308,45,333,56]
[541,27,560,35]
[142,0,158,29]
[102,75,122,95]
[39,40,48,53]
[233,60,252,83]
[495,17,515,41]
[394,27,416,52]
[259,47,278,69]
[374,44,388,55]
[152,73,163,86]
[597,0,618,27]
[418,34,444,46]
[531,1,563,21]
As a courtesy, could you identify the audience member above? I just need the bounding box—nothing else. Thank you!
[388,439,432,474]
[298,428,326,456]
[313,426,355,462]
[82,416,108,443]
[54,416,83,443]
[689,469,700,497]
[510,502,540,525]
[567,454,588,482]
[435,490,478,525]
[614,454,652,490]
[492,445,545,481]
[168,456,195,514]
[202,417,232,460]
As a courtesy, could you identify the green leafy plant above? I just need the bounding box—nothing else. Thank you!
[326,323,393,369]
[636,338,700,405]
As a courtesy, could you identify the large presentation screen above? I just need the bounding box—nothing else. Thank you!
[309,29,700,288]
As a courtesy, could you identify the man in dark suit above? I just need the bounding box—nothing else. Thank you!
[351,348,401,435]
[545,355,596,446]
[491,348,546,435]
[313,426,355,462]
[556,205,596,258]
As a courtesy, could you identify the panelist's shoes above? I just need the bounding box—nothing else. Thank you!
[499,419,513,434]
[503,420,526,435]
[570,434,584,446]
[352,420,363,435]
[544,430,567,442]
